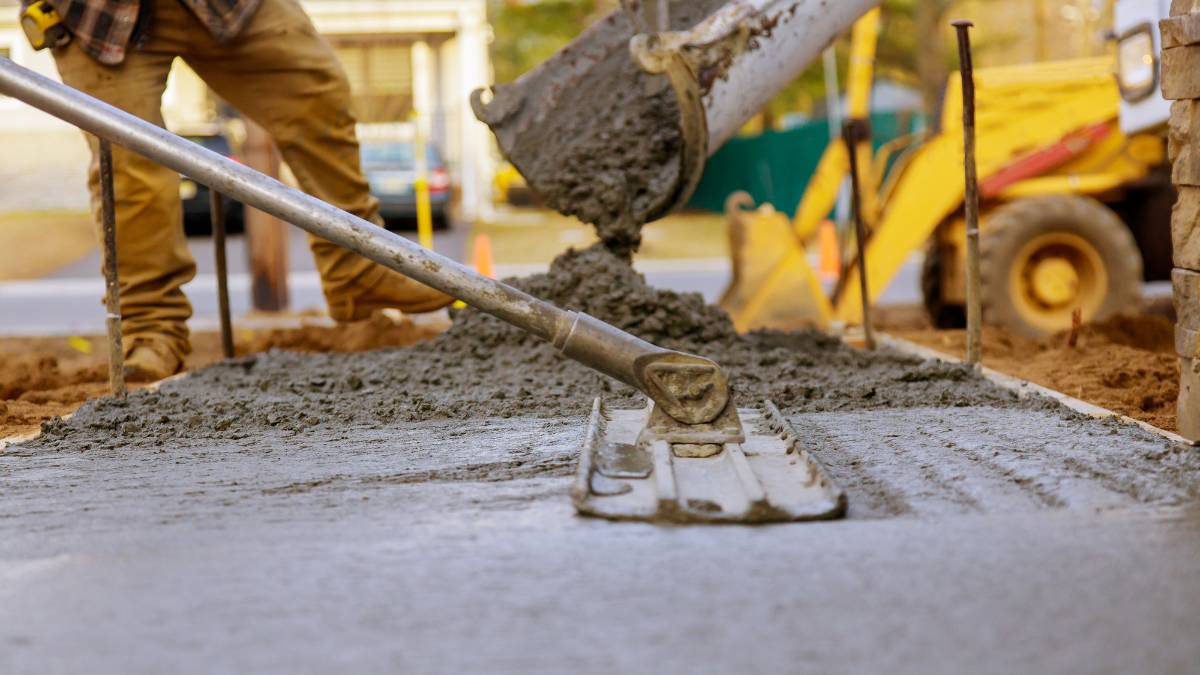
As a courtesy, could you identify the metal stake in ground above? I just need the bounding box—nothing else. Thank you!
[211,190,235,359]
[842,118,875,351]
[98,139,126,396]
[953,19,983,366]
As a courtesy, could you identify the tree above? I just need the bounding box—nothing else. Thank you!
[488,1,613,84]
[486,0,987,122]
[914,0,954,114]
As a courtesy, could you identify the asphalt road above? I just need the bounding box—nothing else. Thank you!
[0,225,925,336]
[0,227,465,335]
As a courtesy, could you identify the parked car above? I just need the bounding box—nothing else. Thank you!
[361,140,452,228]
[181,133,245,237]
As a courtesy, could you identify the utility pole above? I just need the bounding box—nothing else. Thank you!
[916,0,948,115]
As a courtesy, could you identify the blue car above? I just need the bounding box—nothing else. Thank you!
[361,141,452,228]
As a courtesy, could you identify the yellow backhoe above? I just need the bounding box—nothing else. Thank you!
[720,9,1173,338]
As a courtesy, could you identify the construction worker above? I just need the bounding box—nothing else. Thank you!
[28,0,452,381]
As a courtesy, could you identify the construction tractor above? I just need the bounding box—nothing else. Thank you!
[720,0,1175,338]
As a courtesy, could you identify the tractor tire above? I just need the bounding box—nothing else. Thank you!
[920,238,966,329]
[979,195,1142,338]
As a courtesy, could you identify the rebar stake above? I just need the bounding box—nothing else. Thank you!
[842,118,875,351]
[98,139,126,396]
[954,19,983,367]
[211,189,235,359]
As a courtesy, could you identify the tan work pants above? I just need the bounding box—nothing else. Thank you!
[55,0,392,359]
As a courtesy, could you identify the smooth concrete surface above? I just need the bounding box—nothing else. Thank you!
[2,408,1198,674]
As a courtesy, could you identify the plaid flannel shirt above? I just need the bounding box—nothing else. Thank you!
[26,0,261,65]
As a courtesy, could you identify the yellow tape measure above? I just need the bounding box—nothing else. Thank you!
[20,1,71,51]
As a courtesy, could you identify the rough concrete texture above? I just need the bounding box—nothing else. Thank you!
[1173,183,1200,270]
[1163,44,1200,102]
[1182,357,1200,440]
[1161,10,1200,49]
[479,1,727,254]
[5,244,1200,672]
[26,245,1044,450]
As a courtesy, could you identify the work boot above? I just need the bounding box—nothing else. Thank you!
[123,342,184,383]
[327,267,454,322]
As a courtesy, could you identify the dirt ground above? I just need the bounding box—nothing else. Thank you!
[888,310,1180,432]
[0,313,446,439]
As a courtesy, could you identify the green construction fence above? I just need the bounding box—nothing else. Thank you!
[685,111,924,217]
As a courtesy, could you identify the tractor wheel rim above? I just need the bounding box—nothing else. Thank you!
[1008,232,1108,333]
[1030,256,1080,307]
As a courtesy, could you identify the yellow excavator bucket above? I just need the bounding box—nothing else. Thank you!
[716,9,880,334]
[718,193,832,332]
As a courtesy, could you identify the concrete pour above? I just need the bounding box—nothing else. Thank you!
[476,1,728,254]
[25,245,1047,447]
[3,244,1200,672]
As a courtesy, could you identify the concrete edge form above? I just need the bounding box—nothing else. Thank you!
[874,332,1199,447]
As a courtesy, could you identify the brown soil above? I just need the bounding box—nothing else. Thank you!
[893,314,1180,432]
[0,313,445,439]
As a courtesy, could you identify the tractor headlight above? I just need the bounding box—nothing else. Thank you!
[1116,24,1157,103]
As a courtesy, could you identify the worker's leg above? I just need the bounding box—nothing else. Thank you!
[179,0,450,319]
[52,39,194,365]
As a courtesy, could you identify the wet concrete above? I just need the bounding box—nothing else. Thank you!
[3,408,1200,673]
[21,245,1057,452]
[476,2,727,254]
[5,242,1200,671]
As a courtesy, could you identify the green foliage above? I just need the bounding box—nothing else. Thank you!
[488,1,610,84]
[763,0,958,120]
[486,0,960,118]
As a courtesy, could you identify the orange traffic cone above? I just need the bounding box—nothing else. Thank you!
[817,219,840,283]
[472,233,495,279]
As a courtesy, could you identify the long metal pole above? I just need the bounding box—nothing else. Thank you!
[954,20,983,367]
[210,190,235,359]
[98,139,126,396]
[0,57,728,425]
[842,120,875,351]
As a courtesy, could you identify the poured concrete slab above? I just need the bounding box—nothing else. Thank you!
[2,405,1199,674]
